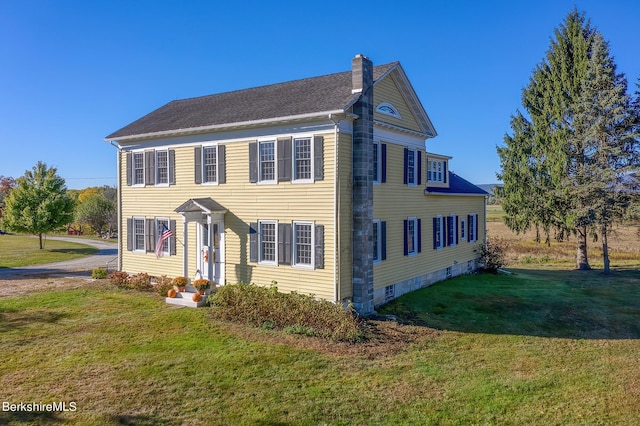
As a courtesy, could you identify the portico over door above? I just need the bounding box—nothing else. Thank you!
[174,198,227,285]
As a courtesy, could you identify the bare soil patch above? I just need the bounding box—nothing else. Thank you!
[0,276,98,298]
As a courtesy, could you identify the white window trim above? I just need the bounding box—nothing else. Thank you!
[376,102,402,119]
[407,149,417,187]
[132,151,145,187]
[435,215,444,251]
[373,142,381,185]
[258,220,278,266]
[460,218,467,241]
[292,137,314,184]
[155,150,170,187]
[373,219,381,264]
[407,216,418,256]
[469,213,478,243]
[201,144,220,185]
[133,216,146,253]
[428,159,445,184]
[449,214,458,247]
[257,140,277,185]
[292,220,314,269]
[156,217,170,255]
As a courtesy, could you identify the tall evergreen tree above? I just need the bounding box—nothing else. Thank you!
[569,33,637,274]
[498,9,636,271]
[2,161,75,249]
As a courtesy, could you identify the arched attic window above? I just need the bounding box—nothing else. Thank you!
[375,102,402,119]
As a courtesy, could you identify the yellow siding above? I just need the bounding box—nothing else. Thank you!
[373,143,485,291]
[374,77,421,132]
[120,133,337,301]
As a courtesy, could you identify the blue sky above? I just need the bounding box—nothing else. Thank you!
[1,0,638,189]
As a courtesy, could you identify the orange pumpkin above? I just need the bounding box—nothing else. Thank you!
[192,292,202,302]
[167,288,177,298]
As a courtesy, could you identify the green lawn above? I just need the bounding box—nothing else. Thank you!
[1,269,639,425]
[0,234,98,268]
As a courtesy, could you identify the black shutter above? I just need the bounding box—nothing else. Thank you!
[417,219,422,253]
[170,219,177,255]
[249,142,258,183]
[444,161,447,184]
[455,215,459,245]
[444,216,450,247]
[194,147,202,184]
[403,219,408,256]
[475,214,479,242]
[278,223,292,265]
[433,217,437,250]
[381,143,387,183]
[468,214,473,242]
[127,218,133,251]
[403,148,409,184]
[278,137,292,182]
[126,152,132,186]
[315,224,324,269]
[145,151,155,185]
[314,136,324,181]
[169,149,176,185]
[146,219,155,253]
[381,221,387,261]
[249,222,258,262]
[218,145,226,184]
[417,151,422,185]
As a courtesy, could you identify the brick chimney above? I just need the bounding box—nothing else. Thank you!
[351,54,375,314]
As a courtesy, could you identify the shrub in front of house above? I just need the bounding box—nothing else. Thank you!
[91,268,108,279]
[479,239,507,273]
[153,275,174,297]
[209,283,367,342]
[109,271,152,291]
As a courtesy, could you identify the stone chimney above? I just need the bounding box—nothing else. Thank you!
[351,54,375,314]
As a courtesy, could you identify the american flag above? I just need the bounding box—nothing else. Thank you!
[155,223,173,258]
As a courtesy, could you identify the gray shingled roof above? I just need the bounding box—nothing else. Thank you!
[106,62,398,140]
[426,172,489,196]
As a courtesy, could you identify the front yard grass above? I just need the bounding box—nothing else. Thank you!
[2,270,640,425]
[0,234,98,268]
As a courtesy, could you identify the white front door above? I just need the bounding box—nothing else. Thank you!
[197,220,224,284]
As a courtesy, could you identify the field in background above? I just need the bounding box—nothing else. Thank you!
[486,204,640,269]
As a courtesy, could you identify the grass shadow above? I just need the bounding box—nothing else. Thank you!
[109,414,180,425]
[0,410,65,424]
[378,267,640,340]
[0,308,68,332]
[48,247,99,255]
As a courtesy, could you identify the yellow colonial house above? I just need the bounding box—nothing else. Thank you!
[105,54,487,313]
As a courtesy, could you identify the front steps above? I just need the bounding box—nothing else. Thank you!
[165,287,212,308]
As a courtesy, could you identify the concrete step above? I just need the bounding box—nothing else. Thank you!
[165,291,209,308]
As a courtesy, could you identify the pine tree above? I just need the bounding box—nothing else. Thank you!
[498,9,639,271]
[569,33,637,274]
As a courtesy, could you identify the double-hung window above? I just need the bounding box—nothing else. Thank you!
[293,137,312,182]
[460,218,467,241]
[133,152,144,185]
[407,150,416,185]
[373,142,380,183]
[156,150,169,185]
[404,217,420,256]
[259,220,277,264]
[373,219,381,263]
[293,221,313,267]
[433,216,444,250]
[404,148,421,186]
[203,146,218,183]
[156,218,170,255]
[448,214,458,246]
[133,218,145,252]
[468,213,478,242]
[259,141,276,183]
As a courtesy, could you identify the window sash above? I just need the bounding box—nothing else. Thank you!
[156,218,170,254]
[407,151,416,185]
[259,141,276,182]
[373,219,381,262]
[294,138,312,181]
[373,143,379,183]
[294,222,313,266]
[259,221,277,263]
[133,218,145,251]
[407,218,416,254]
[203,146,217,183]
[156,151,169,184]
[133,153,144,185]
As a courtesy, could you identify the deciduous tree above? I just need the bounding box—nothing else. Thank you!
[1,162,75,248]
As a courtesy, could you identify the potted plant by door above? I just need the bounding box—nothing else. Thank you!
[171,276,188,292]
[193,279,211,295]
